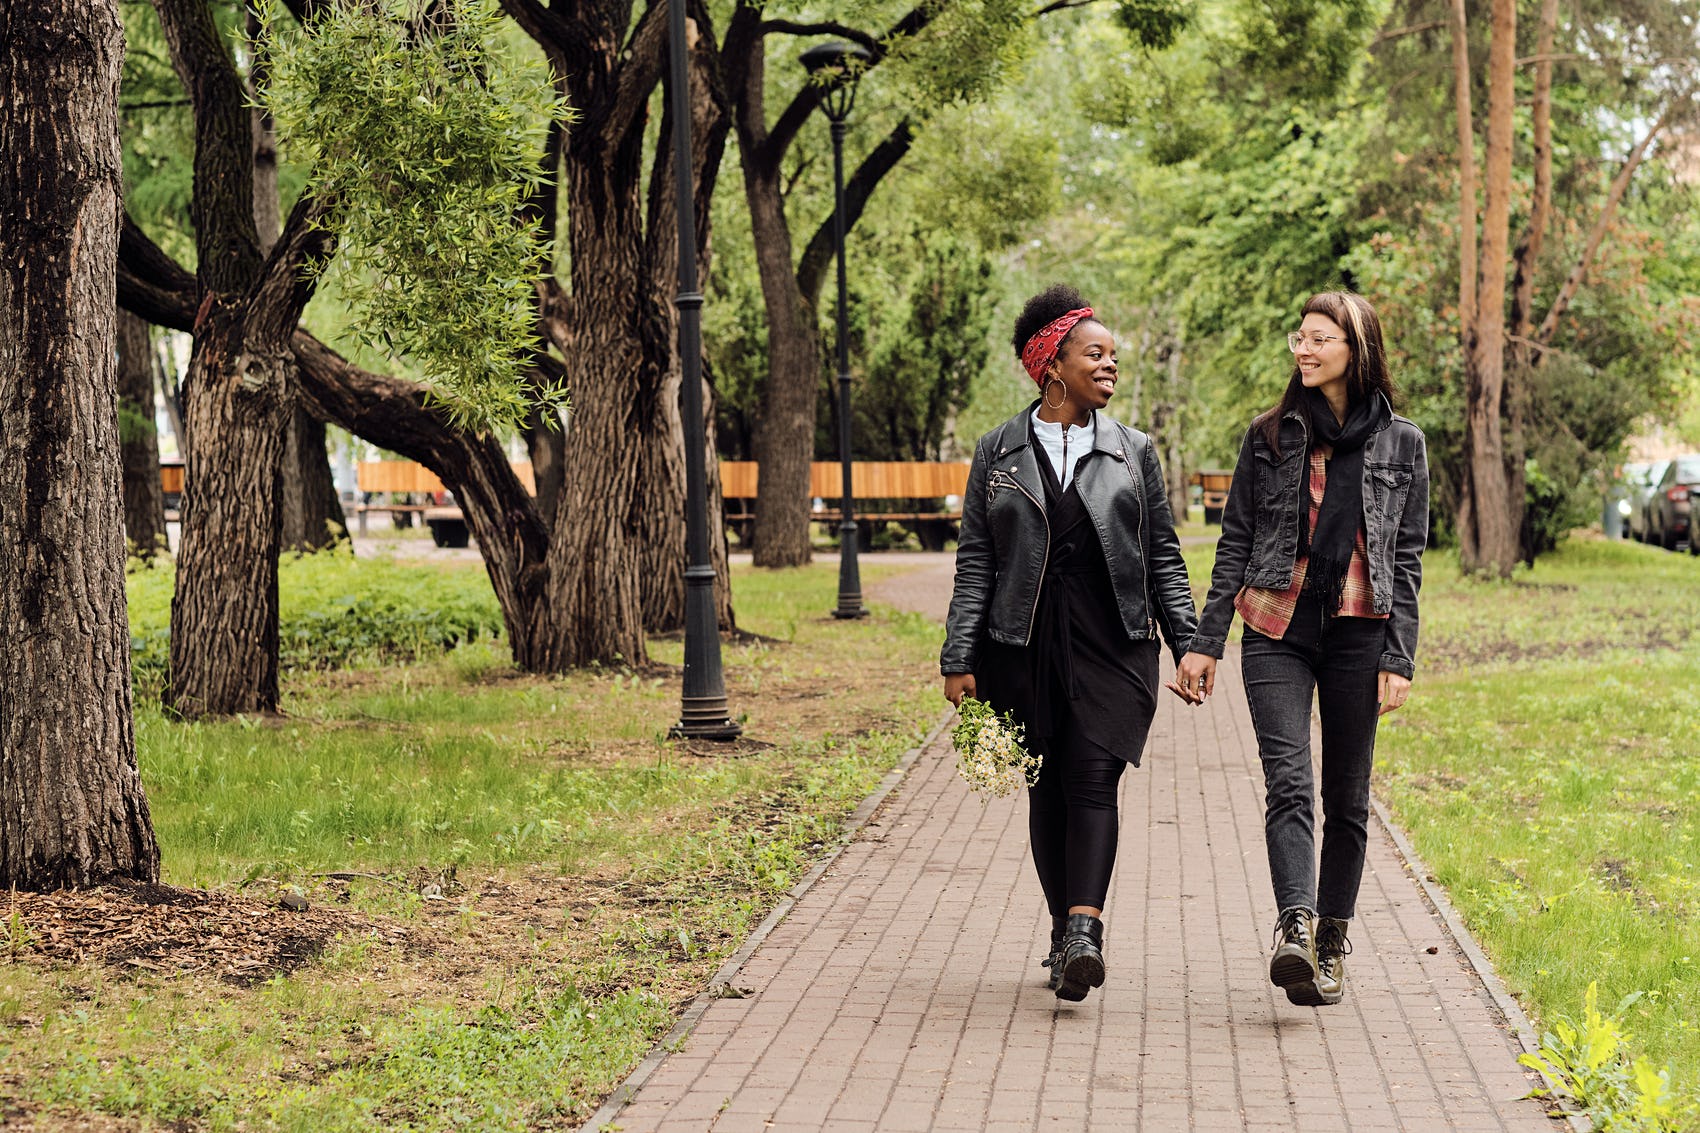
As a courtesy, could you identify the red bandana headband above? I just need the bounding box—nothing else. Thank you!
[1020,307,1093,386]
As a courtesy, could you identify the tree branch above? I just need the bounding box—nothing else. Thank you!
[795,118,917,306]
[1534,102,1678,346]
[249,190,338,343]
[152,0,266,294]
[757,20,882,56]
[1374,18,1444,43]
[117,212,199,331]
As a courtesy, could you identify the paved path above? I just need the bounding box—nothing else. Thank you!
[598,559,1557,1132]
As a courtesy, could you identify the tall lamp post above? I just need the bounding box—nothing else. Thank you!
[801,41,872,620]
[667,0,740,740]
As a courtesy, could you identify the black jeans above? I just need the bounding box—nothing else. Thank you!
[1028,713,1127,916]
[1240,605,1385,920]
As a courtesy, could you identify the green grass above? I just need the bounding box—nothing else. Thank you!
[4,555,944,1131]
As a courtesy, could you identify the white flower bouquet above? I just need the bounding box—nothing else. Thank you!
[952,697,1040,798]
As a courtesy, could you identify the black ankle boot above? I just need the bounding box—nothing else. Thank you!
[1041,915,1068,990]
[1054,913,1105,1002]
[1314,916,1351,1006]
[1270,907,1323,1006]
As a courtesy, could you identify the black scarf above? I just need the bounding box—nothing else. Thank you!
[1297,389,1389,613]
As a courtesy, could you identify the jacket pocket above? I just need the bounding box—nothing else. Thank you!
[1368,464,1413,528]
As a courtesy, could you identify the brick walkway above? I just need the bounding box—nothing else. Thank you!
[595,558,1559,1132]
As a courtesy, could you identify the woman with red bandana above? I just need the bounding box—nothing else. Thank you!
[940,284,1198,1003]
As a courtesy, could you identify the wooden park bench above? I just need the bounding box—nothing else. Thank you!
[345,459,970,550]
[721,461,970,551]
[355,460,537,545]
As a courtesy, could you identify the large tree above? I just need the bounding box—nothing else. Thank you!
[1,0,160,888]
[151,0,337,716]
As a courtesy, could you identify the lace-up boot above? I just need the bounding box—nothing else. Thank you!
[1314,916,1351,1005]
[1054,913,1105,1002]
[1040,915,1068,990]
[1269,907,1323,1005]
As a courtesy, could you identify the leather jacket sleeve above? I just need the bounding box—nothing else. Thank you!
[940,436,994,675]
[1189,428,1258,658]
[1379,432,1428,679]
[1141,439,1198,663]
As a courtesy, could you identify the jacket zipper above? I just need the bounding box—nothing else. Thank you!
[1010,473,1050,646]
[1123,439,1155,639]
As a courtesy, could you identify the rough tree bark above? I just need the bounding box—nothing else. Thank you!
[1459,0,1518,576]
[0,0,161,889]
[118,308,169,559]
[155,0,335,715]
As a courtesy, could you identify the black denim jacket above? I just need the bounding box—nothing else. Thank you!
[940,404,1198,675]
[1190,398,1430,678]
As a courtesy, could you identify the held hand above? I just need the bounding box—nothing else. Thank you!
[1377,671,1411,716]
[944,672,977,708]
[1166,651,1217,706]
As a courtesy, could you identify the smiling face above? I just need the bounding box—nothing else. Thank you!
[1294,312,1352,405]
[1047,320,1117,417]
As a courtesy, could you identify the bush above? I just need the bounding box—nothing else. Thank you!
[127,551,505,697]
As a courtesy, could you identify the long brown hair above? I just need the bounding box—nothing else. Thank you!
[1255,291,1396,453]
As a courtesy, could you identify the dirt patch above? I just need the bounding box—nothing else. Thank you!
[3,881,399,986]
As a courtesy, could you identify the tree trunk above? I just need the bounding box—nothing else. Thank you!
[167,320,294,715]
[155,0,335,715]
[745,161,820,568]
[1460,0,1517,577]
[533,126,654,667]
[0,0,160,888]
[118,308,169,559]
[525,405,564,536]
[280,405,347,550]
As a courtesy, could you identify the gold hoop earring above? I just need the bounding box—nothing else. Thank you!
[1043,378,1066,410]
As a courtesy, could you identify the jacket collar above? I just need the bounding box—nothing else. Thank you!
[989,401,1127,463]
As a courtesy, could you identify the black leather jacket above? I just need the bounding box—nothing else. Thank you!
[1190,399,1430,678]
[940,405,1198,675]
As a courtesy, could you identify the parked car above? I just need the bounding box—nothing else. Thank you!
[1629,459,1670,543]
[1604,461,1652,539]
[1645,455,1700,550]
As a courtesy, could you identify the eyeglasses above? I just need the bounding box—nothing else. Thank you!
[1287,331,1346,353]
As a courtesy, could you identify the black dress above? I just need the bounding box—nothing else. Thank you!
[975,427,1160,767]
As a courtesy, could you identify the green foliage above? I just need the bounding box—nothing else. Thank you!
[845,232,999,461]
[1520,983,1697,1132]
[126,551,506,698]
[1115,0,1192,51]
[260,0,569,430]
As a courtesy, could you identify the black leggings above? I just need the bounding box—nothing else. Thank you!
[1028,714,1126,915]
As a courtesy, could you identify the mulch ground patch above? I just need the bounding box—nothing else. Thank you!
[4,880,400,985]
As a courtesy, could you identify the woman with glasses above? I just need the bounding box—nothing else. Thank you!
[941,284,1198,1003]
[1174,291,1428,1007]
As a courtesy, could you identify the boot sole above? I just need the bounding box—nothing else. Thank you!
[1055,953,1105,1002]
[1269,948,1322,1005]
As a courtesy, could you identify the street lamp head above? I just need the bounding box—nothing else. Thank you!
[799,41,873,123]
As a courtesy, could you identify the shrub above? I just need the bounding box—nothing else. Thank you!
[127,552,505,697]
